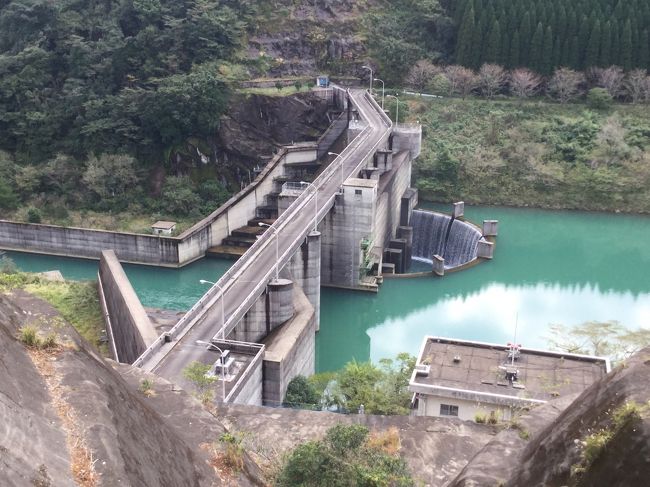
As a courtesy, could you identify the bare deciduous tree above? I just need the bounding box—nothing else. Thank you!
[445,65,477,98]
[405,59,440,93]
[624,69,649,104]
[478,64,506,98]
[548,68,585,103]
[595,66,625,98]
[509,68,542,98]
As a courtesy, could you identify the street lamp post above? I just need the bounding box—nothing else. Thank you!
[362,65,373,94]
[300,181,318,232]
[374,78,385,109]
[196,339,226,402]
[258,222,279,281]
[327,151,345,186]
[199,279,225,340]
[386,94,399,124]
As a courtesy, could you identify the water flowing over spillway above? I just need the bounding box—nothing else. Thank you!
[411,209,482,268]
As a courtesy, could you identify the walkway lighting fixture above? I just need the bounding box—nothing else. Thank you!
[374,78,385,109]
[362,65,373,93]
[328,151,346,187]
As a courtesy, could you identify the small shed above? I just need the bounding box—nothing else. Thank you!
[151,221,177,235]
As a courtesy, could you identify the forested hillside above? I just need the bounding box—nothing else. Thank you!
[0,0,251,163]
[453,0,650,73]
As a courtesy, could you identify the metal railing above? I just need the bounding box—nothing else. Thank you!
[135,87,392,369]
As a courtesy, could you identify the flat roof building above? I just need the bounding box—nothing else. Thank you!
[151,221,177,235]
[409,336,610,422]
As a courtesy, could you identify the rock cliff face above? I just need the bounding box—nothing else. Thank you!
[170,91,332,186]
[0,290,261,486]
[245,0,373,77]
[450,349,650,487]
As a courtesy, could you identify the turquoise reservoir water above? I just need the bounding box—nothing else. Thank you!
[6,206,650,372]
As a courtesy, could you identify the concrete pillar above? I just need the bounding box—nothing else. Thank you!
[384,248,404,274]
[287,231,321,331]
[482,220,499,237]
[320,179,377,289]
[477,240,494,259]
[453,201,465,218]
[397,226,413,271]
[389,238,407,274]
[267,279,294,333]
[432,255,445,276]
[230,290,267,343]
[376,149,393,173]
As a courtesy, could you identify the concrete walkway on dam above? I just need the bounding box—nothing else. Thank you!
[137,88,392,386]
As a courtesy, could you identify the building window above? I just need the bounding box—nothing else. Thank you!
[355,189,362,195]
[440,404,459,417]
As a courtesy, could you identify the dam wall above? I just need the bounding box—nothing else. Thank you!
[98,250,158,363]
[411,210,482,268]
[0,145,315,267]
[372,151,413,252]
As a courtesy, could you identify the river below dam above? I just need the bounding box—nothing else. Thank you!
[6,205,650,373]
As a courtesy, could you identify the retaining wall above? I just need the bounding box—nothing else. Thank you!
[0,145,315,267]
[98,250,158,363]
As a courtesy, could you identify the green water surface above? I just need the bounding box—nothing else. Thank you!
[6,206,650,373]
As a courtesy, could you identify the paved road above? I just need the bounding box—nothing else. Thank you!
[147,89,391,385]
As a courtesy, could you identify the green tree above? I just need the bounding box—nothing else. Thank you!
[0,179,18,210]
[284,375,320,408]
[621,20,633,70]
[82,154,139,202]
[484,20,501,64]
[276,424,414,487]
[529,22,544,72]
[600,21,612,67]
[455,5,476,66]
[509,30,521,68]
[182,360,216,402]
[541,26,554,75]
[587,88,613,110]
[585,20,601,69]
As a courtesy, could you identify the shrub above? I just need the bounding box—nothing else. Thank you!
[474,412,487,423]
[139,379,155,397]
[27,207,42,223]
[294,80,303,92]
[0,256,18,274]
[275,81,283,91]
[587,88,613,110]
[284,375,320,408]
[20,326,39,347]
[218,432,245,471]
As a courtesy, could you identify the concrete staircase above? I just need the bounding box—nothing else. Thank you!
[206,218,276,259]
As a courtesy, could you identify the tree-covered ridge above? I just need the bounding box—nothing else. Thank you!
[453,0,650,74]
[0,0,249,164]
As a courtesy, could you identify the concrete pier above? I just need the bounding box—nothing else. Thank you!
[482,220,499,237]
[477,240,495,259]
[453,202,465,218]
[286,231,321,330]
[432,255,445,276]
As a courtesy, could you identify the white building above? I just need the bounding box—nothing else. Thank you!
[151,221,177,236]
[409,336,610,422]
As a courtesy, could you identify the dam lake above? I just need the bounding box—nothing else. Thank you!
[6,205,650,372]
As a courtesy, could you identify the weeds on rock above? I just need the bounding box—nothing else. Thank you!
[139,379,155,397]
[19,326,58,350]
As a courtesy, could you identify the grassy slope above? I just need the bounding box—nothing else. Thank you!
[410,97,650,212]
[0,270,106,354]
